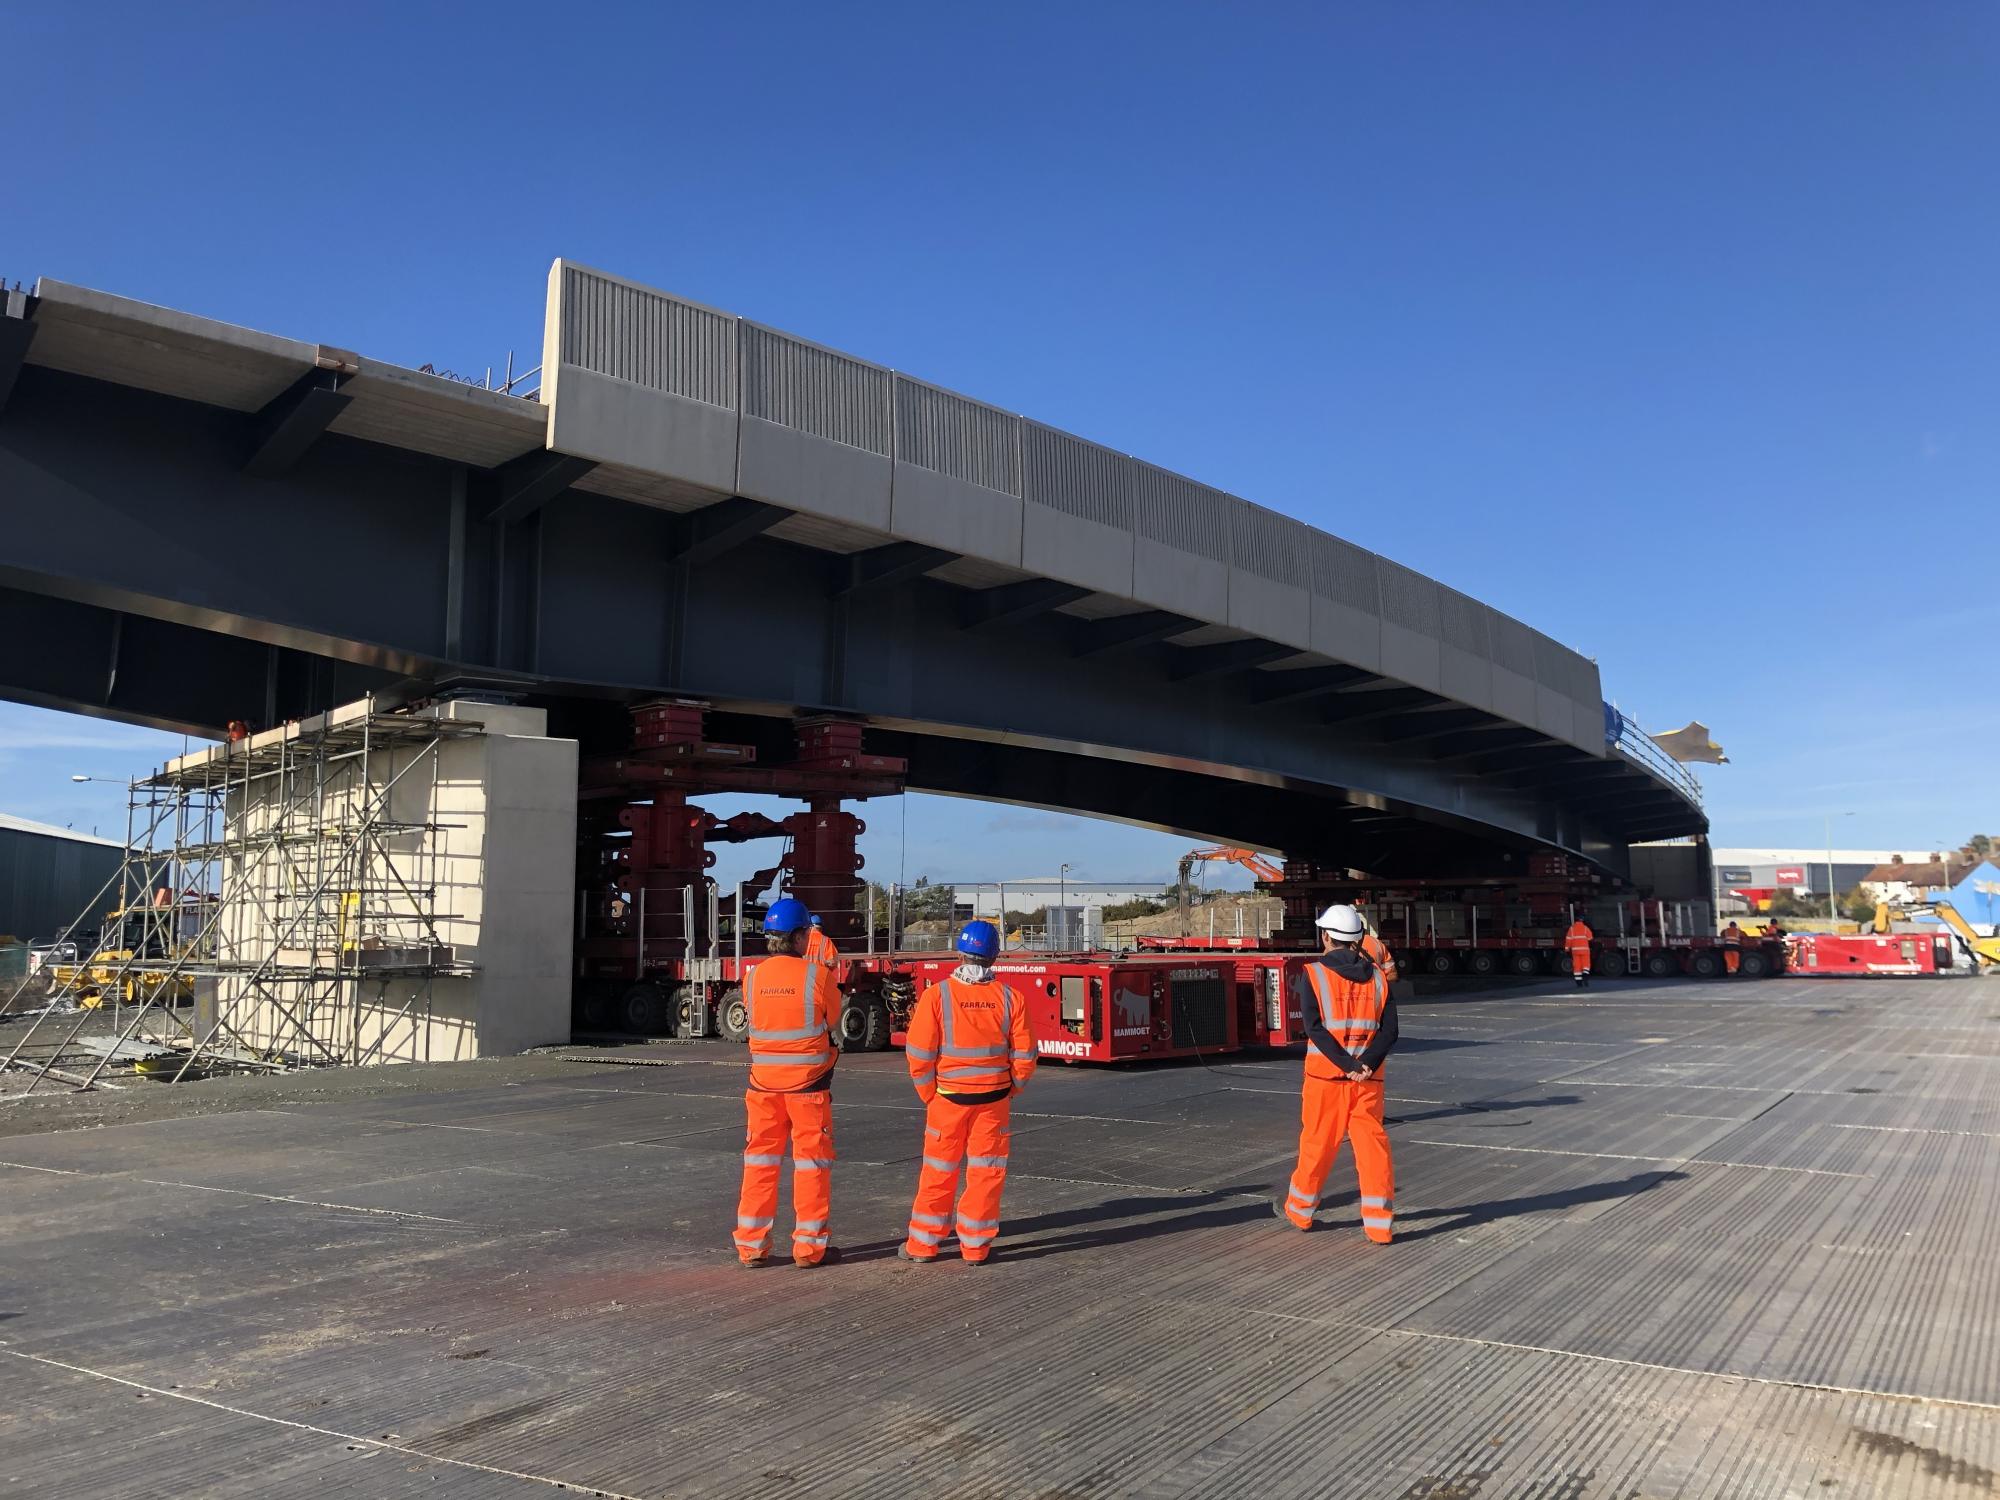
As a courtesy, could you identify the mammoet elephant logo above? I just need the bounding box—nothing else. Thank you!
[1113,986,1150,1029]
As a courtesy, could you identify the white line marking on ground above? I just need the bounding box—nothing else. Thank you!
[1832,1123,2000,1140]
[0,1160,80,1174]
[130,1177,482,1222]
[1401,1138,1869,1177]
[0,1347,649,1499]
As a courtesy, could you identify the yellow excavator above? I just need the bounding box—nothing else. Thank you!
[1873,900,1999,973]
[1930,903,1999,973]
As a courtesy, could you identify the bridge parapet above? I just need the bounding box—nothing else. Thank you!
[541,260,1607,754]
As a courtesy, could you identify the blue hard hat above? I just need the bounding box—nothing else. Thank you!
[955,920,999,961]
[763,897,812,934]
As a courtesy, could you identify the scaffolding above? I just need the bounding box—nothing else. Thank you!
[1,700,481,1092]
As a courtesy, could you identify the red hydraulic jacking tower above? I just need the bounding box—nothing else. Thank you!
[574,700,905,1034]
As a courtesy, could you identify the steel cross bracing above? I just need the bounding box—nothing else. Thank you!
[0,703,481,1092]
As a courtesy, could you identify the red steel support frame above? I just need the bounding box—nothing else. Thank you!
[577,702,905,987]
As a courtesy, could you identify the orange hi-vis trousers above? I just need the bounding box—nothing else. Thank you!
[735,1088,834,1265]
[1284,1075,1394,1242]
[904,1094,1011,1261]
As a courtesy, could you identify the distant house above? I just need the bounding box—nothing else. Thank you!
[1860,854,1977,908]
[1929,860,2000,935]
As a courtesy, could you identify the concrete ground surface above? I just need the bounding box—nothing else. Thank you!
[3,974,1997,1498]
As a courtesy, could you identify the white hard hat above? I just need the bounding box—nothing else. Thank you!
[1315,903,1366,940]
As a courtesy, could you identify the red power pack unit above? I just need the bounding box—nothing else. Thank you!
[1784,933,1949,977]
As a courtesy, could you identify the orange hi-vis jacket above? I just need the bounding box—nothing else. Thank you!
[1564,920,1594,958]
[905,976,1037,1102]
[745,953,839,1093]
[804,926,841,973]
[1301,961,1391,1083]
[1361,931,1399,984]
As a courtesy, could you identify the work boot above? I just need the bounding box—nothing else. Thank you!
[1273,1198,1310,1231]
[965,1249,996,1267]
[795,1246,842,1270]
[897,1244,937,1264]
[738,1255,771,1271]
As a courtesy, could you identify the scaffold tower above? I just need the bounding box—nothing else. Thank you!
[1,700,480,1092]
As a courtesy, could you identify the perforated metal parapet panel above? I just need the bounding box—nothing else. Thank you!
[1021,423,1133,528]
[559,266,736,408]
[1133,462,1231,555]
[1532,630,1570,687]
[1436,587,1493,656]
[1378,559,1442,634]
[1489,612,1538,677]
[894,378,1021,494]
[741,325,890,456]
[1308,531,1381,611]
[1169,974,1229,1049]
[1565,651,1600,703]
[1230,502,1310,588]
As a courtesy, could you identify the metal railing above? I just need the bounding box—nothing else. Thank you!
[1607,707,1704,808]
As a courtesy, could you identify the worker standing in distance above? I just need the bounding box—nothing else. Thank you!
[1280,904,1399,1243]
[899,920,1036,1265]
[804,914,841,974]
[1565,911,1595,988]
[733,897,841,1270]
[1358,909,1399,984]
[1720,919,1744,976]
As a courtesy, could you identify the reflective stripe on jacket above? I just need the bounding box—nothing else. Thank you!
[1303,962,1389,1083]
[746,953,837,1092]
[906,977,1037,1100]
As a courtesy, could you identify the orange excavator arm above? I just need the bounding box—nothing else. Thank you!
[1201,847,1284,883]
[1175,846,1284,936]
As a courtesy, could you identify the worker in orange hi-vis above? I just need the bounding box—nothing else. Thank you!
[733,897,842,1270]
[1279,904,1399,1244]
[1564,913,1596,989]
[804,916,841,973]
[1359,918,1399,984]
[1720,919,1744,976]
[899,920,1036,1266]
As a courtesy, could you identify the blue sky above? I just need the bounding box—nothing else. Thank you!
[5,2,1993,886]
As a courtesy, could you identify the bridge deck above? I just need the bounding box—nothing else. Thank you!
[3,975,1995,1497]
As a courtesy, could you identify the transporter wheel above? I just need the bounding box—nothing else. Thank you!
[838,994,892,1052]
[1739,948,1772,979]
[1508,952,1539,976]
[672,987,704,1038]
[717,987,750,1043]
[620,982,671,1034]
[574,984,615,1034]
[837,994,871,1051]
[1466,951,1497,976]
[1593,950,1623,977]
[1689,950,1722,979]
[1644,951,1676,979]
[1426,952,1457,975]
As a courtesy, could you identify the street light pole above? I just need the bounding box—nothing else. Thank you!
[1825,811,1853,922]
[1059,863,1069,949]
